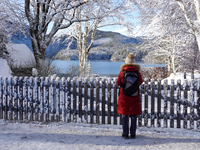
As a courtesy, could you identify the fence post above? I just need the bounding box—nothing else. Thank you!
[183,79,188,129]
[144,78,148,127]
[190,79,195,129]
[157,79,161,127]
[150,78,155,127]
[107,78,111,125]
[176,79,181,128]
[113,78,118,125]
[67,77,71,123]
[163,79,168,128]
[102,78,106,124]
[73,78,77,123]
[84,78,88,123]
[90,78,94,124]
[170,79,174,128]
[197,79,200,129]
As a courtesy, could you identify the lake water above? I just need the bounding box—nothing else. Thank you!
[53,60,165,77]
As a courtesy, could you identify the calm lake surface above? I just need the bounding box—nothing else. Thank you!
[53,60,165,77]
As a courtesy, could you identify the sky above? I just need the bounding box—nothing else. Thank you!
[50,1,140,37]
[98,25,131,36]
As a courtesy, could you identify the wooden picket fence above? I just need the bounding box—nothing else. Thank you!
[0,76,200,130]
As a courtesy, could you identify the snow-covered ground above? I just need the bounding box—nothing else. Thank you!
[0,58,12,77]
[0,120,200,150]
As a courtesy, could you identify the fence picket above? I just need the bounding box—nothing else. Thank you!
[151,78,155,127]
[61,77,66,122]
[0,77,3,119]
[183,80,188,129]
[19,77,23,120]
[90,78,94,124]
[13,77,18,121]
[190,79,195,129]
[96,78,100,124]
[24,77,28,120]
[113,78,118,125]
[29,77,34,121]
[170,79,174,128]
[138,82,142,127]
[55,77,60,122]
[67,77,71,123]
[78,78,82,123]
[45,77,50,122]
[144,78,148,127]
[49,77,54,121]
[39,77,44,122]
[102,78,105,124]
[107,78,111,124]
[8,77,13,120]
[4,77,8,120]
[157,79,161,127]
[197,79,200,129]
[84,78,88,123]
[73,78,77,123]
[176,80,181,128]
[34,77,39,121]
[163,79,168,128]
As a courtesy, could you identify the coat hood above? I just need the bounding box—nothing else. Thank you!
[120,63,141,72]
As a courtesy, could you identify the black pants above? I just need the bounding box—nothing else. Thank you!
[122,115,137,136]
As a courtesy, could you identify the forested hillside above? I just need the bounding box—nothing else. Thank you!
[10,29,145,61]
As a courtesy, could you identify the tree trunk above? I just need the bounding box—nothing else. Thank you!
[194,31,200,52]
[172,37,176,74]
[79,49,88,75]
[167,56,171,77]
[31,38,46,75]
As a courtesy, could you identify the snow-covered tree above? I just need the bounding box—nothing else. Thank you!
[24,0,92,75]
[132,0,200,74]
[0,1,10,59]
[6,0,95,75]
[175,0,200,52]
[63,0,135,74]
[0,0,21,59]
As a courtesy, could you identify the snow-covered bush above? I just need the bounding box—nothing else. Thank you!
[140,67,168,81]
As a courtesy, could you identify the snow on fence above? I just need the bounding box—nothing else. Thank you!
[0,76,200,130]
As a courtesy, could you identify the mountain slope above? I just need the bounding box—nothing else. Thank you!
[10,29,143,60]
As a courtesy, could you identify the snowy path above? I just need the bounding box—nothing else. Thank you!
[0,120,200,150]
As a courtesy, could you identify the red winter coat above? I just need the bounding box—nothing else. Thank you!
[117,63,143,115]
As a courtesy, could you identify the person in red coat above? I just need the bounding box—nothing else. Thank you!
[117,53,143,139]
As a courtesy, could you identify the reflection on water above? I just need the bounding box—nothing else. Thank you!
[53,60,165,77]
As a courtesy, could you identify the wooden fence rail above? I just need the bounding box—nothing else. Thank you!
[0,76,200,130]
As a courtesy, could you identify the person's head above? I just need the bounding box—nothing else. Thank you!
[125,53,135,64]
